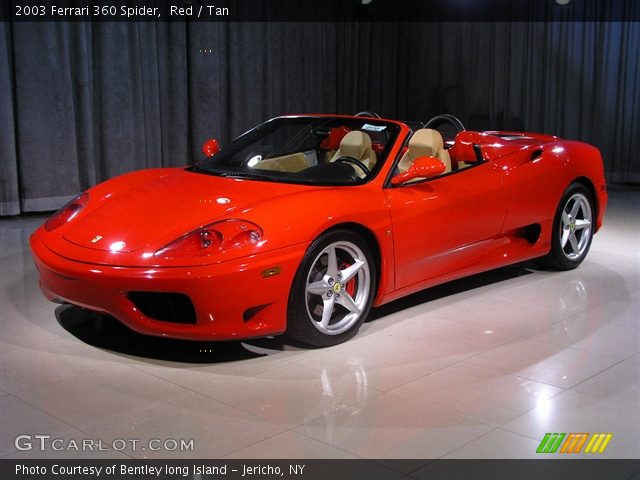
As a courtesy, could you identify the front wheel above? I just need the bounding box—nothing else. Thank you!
[540,183,594,270]
[286,230,376,347]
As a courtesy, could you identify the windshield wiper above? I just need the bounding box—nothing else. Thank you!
[217,171,276,182]
[188,166,274,182]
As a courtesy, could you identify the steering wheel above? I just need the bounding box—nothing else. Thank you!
[424,114,466,135]
[354,111,381,119]
[334,156,371,176]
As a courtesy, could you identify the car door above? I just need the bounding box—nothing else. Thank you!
[385,162,508,290]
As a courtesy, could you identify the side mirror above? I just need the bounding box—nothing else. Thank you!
[391,156,446,186]
[202,138,220,157]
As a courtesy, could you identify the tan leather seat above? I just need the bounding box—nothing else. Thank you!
[398,129,451,174]
[254,153,309,172]
[330,131,377,176]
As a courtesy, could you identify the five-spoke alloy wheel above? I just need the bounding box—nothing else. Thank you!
[541,183,595,270]
[559,192,593,260]
[287,230,376,347]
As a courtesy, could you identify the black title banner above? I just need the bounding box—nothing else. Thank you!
[2,459,640,480]
[3,0,640,22]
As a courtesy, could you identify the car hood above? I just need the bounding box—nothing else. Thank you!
[63,168,314,253]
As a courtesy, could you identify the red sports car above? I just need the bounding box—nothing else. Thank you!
[30,113,607,347]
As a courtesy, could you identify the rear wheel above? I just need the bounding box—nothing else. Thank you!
[540,183,594,270]
[286,230,376,347]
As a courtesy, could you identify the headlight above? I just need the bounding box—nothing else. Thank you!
[44,193,89,231]
[154,219,262,259]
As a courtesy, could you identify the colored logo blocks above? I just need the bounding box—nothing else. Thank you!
[537,433,612,454]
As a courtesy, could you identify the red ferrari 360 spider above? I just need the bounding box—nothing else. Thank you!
[31,113,607,347]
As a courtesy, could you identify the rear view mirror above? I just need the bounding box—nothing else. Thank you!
[202,138,220,157]
[391,156,446,186]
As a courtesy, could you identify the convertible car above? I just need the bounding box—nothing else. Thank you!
[31,113,607,347]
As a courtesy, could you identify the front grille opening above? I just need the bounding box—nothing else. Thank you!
[243,304,269,323]
[127,292,197,324]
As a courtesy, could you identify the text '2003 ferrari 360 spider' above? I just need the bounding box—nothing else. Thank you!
[31,113,607,347]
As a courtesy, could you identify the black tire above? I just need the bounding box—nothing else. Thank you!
[286,229,376,347]
[539,183,595,271]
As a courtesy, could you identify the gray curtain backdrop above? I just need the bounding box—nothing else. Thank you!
[1,21,638,215]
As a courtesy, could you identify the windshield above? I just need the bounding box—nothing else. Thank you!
[190,116,401,185]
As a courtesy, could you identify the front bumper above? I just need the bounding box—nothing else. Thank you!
[30,233,305,340]
[596,186,608,232]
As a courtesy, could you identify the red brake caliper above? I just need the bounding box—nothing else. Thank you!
[341,261,357,297]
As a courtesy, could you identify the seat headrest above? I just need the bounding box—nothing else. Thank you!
[339,131,372,159]
[409,129,444,158]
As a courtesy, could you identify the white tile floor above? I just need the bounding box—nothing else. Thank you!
[0,187,638,459]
